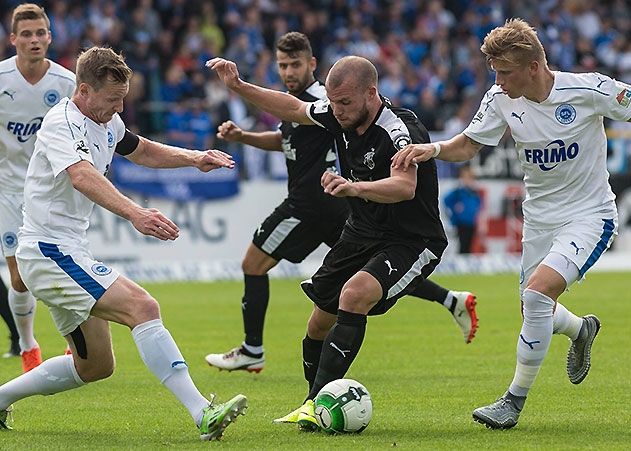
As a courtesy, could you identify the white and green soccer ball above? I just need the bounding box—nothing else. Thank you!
[314,378,372,433]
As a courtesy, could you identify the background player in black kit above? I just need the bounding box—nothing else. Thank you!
[205,35,478,379]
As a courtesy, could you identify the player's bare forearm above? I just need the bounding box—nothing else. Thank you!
[239,131,283,151]
[67,161,179,241]
[322,167,416,203]
[392,133,483,170]
[436,133,483,162]
[126,137,234,171]
[206,58,312,125]
[67,160,140,221]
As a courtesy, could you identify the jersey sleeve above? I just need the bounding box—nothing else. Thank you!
[593,74,631,122]
[306,98,340,132]
[45,115,95,177]
[463,88,508,146]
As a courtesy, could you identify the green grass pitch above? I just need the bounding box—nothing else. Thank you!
[1,273,629,449]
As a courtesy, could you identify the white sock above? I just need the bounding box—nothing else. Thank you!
[0,355,84,409]
[242,342,263,355]
[553,302,583,340]
[132,319,208,425]
[442,291,454,308]
[8,288,38,352]
[508,289,554,397]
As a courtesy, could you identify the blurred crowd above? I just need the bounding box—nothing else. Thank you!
[0,0,629,178]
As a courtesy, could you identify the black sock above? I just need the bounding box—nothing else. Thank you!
[308,310,367,400]
[408,279,449,304]
[0,278,19,343]
[302,335,324,391]
[242,274,269,348]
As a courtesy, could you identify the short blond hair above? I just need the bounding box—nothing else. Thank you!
[481,18,547,67]
[76,47,132,91]
[11,3,50,33]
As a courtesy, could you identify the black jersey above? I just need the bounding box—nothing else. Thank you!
[306,96,446,243]
[278,81,349,221]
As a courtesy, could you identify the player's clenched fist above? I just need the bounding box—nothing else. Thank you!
[216,121,243,142]
[321,171,358,198]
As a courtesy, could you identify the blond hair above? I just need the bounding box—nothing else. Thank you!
[481,18,547,67]
[11,3,50,33]
[76,47,132,90]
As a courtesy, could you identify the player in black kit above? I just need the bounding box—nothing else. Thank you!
[204,34,478,380]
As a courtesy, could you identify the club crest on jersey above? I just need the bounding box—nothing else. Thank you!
[524,139,579,171]
[616,88,630,108]
[74,139,90,154]
[393,133,411,150]
[91,263,112,276]
[107,129,115,147]
[363,149,375,169]
[44,89,60,107]
[555,104,576,125]
[2,232,17,249]
[7,117,43,142]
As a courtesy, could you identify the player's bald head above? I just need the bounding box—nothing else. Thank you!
[326,56,378,91]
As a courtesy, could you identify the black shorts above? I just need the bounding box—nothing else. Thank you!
[301,238,445,315]
[252,200,347,263]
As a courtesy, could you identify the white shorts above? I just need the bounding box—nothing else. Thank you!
[0,192,23,257]
[16,241,119,336]
[520,216,618,295]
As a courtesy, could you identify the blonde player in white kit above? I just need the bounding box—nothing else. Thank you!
[0,4,75,373]
[392,18,631,429]
[0,47,247,440]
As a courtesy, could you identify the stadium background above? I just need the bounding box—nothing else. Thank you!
[0,0,629,281]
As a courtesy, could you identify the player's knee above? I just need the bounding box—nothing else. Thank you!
[339,284,377,314]
[522,288,555,319]
[126,287,161,325]
[76,359,116,382]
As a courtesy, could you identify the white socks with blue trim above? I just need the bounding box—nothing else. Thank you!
[8,288,38,352]
[132,319,208,425]
[508,289,555,397]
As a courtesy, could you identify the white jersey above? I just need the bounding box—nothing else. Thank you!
[464,71,631,228]
[0,56,75,193]
[19,98,126,247]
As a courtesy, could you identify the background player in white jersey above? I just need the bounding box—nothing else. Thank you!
[0,47,246,440]
[392,18,630,429]
[205,32,478,374]
[0,4,76,373]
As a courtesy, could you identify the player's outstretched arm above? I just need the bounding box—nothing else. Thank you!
[125,136,235,172]
[206,58,312,126]
[391,133,483,170]
[66,161,179,241]
[217,120,283,151]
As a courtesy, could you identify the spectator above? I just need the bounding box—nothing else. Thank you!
[444,164,482,254]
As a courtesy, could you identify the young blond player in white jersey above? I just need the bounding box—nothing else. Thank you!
[0,47,247,439]
[392,18,630,429]
[0,4,75,372]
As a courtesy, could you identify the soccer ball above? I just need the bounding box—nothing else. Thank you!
[314,378,372,433]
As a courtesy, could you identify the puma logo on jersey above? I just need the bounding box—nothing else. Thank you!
[596,77,606,88]
[570,241,585,255]
[256,225,264,235]
[524,139,579,171]
[384,260,398,275]
[342,133,349,150]
[1,89,15,100]
[520,334,541,350]
[511,111,525,124]
[330,342,350,358]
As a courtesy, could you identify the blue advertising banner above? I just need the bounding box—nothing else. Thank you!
[110,154,239,200]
